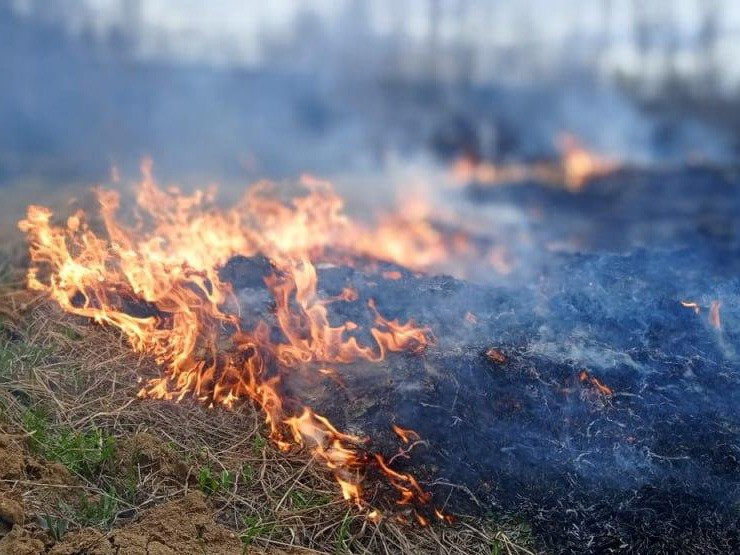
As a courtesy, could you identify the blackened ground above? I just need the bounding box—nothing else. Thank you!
[221,167,740,555]
[466,165,740,256]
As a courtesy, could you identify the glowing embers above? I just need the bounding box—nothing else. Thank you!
[485,347,508,366]
[19,164,441,525]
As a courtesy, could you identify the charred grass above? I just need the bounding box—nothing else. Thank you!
[0,254,535,555]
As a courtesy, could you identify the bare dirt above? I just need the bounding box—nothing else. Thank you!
[0,432,307,554]
[48,493,247,555]
[1,492,307,555]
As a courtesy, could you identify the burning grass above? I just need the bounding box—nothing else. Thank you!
[0,256,534,554]
[8,162,739,553]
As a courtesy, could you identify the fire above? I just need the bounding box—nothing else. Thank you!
[450,133,618,191]
[353,190,473,274]
[681,299,722,330]
[450,155,529,188]
[556,133,618,191]
[709,300,722,330]
[392,424,421,445]
[579,370,613,397]
[485,347,508,366]
[18,161,445,523]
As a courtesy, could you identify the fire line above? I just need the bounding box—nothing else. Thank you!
[19,161,448,525]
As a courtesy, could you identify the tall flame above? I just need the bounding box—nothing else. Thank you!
[19,161,443,522]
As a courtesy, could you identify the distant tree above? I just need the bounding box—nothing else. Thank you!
[427,0,442,82]
[598,0,613,68]
[453,0,474,88]
[697,0,721,92]
[631,0,654,75]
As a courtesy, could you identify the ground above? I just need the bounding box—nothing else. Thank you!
[0,249,533,555]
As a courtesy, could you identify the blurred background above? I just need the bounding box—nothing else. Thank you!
[2,0,739,185]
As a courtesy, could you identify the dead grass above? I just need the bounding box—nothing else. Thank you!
[0,250,535,555]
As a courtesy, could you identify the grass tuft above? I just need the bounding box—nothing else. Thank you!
[77,486,120,526]
[23,408,116,477]
[38,512,70,541]
[240,514,273,547]
[196,465,235,496]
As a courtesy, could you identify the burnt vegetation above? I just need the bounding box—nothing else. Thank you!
[2,162,739,554]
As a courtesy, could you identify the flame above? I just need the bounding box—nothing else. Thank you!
[485,347,508,365]
[355,196,469,272]
[681,299,722,330]
[579,370,613,396]
[450,133,618,192]
[450,155,529,188]
[19,162,445,521]
[709,300,722,330]
[392,424,421,445]
[556,133,618,191]
[374,453,431,506]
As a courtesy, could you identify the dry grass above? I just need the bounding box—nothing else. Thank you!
[0,252,535,555]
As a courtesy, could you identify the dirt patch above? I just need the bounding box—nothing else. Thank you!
[110,492,242,555]
[0,434,27,481]
[0,526,47,555]
[0,491,25,530]
[0,439,27,539]
[48,528,112,555]
[46,492,307,555]
[0,427,75,526]
[111,432,191,484]
[1,490,310,555]
[0,431,73,487]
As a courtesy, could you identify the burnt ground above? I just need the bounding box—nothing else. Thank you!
[1,165,738,554]
[222,166,740,554]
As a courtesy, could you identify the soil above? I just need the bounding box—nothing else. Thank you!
[110,432,192,484]
[0,430,308,555]
[43,493,246,555]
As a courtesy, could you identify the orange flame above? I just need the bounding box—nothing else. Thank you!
[556,133,618,191]
[681,299,722,330]
[450,133,618,192]
[19,162,445,521]
[579,370,613,397]
[709,300,722,330]
[392,424,421,445]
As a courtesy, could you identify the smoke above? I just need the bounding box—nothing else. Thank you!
[0,3,735,186]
